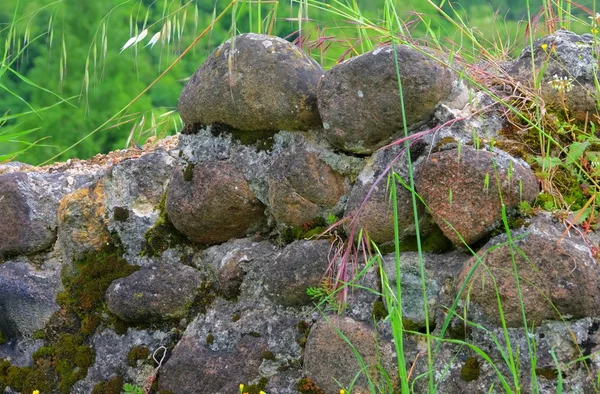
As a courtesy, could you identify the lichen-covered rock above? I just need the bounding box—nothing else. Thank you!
[505,30,599,123]
[57,183,111,260]
[178,33,324,132]
[457,213,600,327]
[318,45,456,154]
[344,146,434,245]
[106,263,203,322]
[263,240,331,307]
[71,328,172,393]
[303,315,394,394]
[416,146,538,246]
[203,238,278,300]
[159,298,303,394]
[166,160,266,245]
[268,150,346,227]
[0,173,73,257]
[380,250,469,330]
[0,258,62,348]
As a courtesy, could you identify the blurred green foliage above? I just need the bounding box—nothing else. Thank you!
[0,0,595,164]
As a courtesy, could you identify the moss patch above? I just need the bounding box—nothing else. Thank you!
[206,333,215,345]
[240,377,269,394]
[279,217,329,245]
[141,191,192,257]
[0,242,141,394]
[262,350,276,361]
[92,376,124,394]
[536,367,559,380]
[460,357,480,382]
[0,330,5,345]
[372,300,388,321]
[127,346,150,367]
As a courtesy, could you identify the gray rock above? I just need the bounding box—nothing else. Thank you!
[106,264,204,322]
[71,328,172,393]
[303,315,395,394]
[268,150,346,228]
[0,258,62,340]
[380,250,468,330]
[505,30,599,123]
[344,145,434,245]
[159,298,305,394]
[318,45,456,154]
[416,145,539,246]
[264,240,331,307]
[166,160,266,245]
[178,33,324,132]
[457,212,600,327]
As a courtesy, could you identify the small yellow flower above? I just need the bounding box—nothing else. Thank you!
[541,43,548,52]
[592,28,599,35]
[239,383,244,393]
[33,391,40,394]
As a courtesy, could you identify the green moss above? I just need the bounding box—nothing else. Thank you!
[434,136,458,150]
[372,300,388,320]
[280,217,329,244]
[247,331,261,338]
[113,206,129,222]
[59,245,139,316]
[33,346,54,360]
[127,346,150,367]
[296,377,326,394]
[401,318,423,332]
[536,367,559,380]
[141,191,191,257]
[32,329,46,340]
[183,162,195,182]
[262,350,276,361]
[296,320,311,349]
[210,123,276,151]
[232,313,241,322]
[460,357,480,382]
[0,330,5,345]
[241,377,269,394]
[92,376,124,394]
[206,333,215,345]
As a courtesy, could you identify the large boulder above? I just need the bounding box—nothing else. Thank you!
[106,264,204,322]
[457,213,600,327]
[303,315,394,394]
[263,240,331,307]
[166,160,266,245]
[416,146,539,246]
[178,33,324,132]
[318,45,456,154]
[505,30,599,122]
[268,150,346,227]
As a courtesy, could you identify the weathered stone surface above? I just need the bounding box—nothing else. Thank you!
[71,328,172,393]
[318,45,456,154]
[159,298,303,394]
[416,146,538,246]
[0,258,62,342]
[57,183,111,260]
[457,213,600,327]
[264,240,331,307]
[380,250,469,330]
[203,238,278,300]
[344,146,434,245]
[268,150,346,227]
[166,160,266,245]
[304,315,394,394]
[178,33,323,132]
[106,264,203,322]
[505,30,599,123]
[0,173,67,257]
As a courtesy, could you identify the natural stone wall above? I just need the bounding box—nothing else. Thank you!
[1,32,600,394]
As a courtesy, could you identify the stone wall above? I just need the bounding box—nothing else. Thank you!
[1,31,600,393]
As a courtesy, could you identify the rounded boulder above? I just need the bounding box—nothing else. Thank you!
[318,45,456,154]
[166,160,266,245]
[178,33,324,132]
